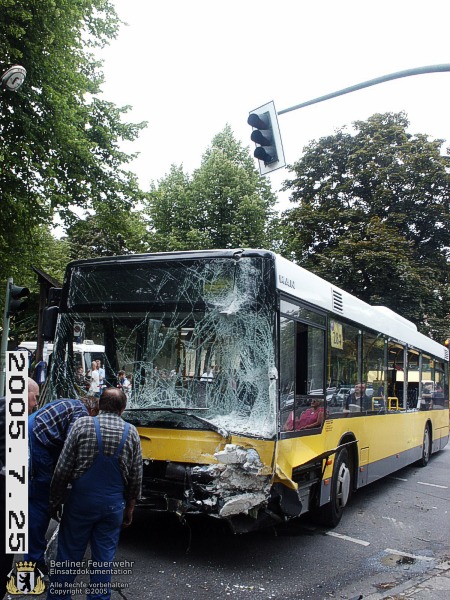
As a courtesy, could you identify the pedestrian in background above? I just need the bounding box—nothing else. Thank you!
[96,359,106,390]
[89,360,100,398]
[47,387,142,600]
[74,366,85,388]
[117,370,131,398]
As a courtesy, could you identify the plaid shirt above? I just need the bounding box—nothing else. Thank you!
[32,399,88,450]
[50,411,142,506]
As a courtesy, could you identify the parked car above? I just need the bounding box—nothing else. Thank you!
[330,386,354,406]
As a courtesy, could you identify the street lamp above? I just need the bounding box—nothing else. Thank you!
[1,65,26,92]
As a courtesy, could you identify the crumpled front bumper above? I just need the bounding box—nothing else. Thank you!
[139,443,271,519]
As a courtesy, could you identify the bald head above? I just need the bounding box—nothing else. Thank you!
[28,378,39,414]
[99,387,127,415]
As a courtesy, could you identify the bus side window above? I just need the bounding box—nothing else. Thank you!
[328,320,359,417]
[279,315,325,433]
[280,318,295,431]
[292,323,325,433]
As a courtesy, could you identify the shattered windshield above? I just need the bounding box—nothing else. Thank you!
[49,255,277,438]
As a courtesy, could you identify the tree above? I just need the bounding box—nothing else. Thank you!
[146,164,209,252]
[0,0,147,286]
[147,125,278,251]
[1,225,71,342]
[66,206,149,260]
[282,112,450,340]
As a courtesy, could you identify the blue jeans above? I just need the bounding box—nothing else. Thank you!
[24,435,56,566]
[46,498,125,600]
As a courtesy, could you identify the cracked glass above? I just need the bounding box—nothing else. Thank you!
[48,255,277,439]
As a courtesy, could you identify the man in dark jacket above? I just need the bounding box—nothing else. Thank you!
[345,383,373,411]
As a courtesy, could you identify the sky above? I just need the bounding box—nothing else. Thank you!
[100,0,450,210]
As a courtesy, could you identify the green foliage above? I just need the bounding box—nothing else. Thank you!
[0,225,69,294]
[147,125,278,252]
[146,165,201,252]
[0,0,147,285]
[0,225,71,341]
[282,112,450,341]
[66,205,150,260]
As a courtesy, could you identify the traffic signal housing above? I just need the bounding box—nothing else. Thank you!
[248,100,285,175]
[7,283,30,317]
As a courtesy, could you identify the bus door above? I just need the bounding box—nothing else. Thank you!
[387,342,405,408]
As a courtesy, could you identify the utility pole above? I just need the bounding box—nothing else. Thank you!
[0,278,13,394]
[1,66,27,393]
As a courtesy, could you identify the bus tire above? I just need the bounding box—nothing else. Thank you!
[418,424,431,467]
[317,448,351,528]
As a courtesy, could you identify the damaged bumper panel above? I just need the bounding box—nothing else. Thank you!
[139,444,302,531]
[219,492,267,518]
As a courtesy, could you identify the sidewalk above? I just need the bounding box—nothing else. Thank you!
[360,559,450,599]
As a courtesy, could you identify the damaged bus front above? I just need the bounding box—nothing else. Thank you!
[47,250,300,532]
[44,248,449,533]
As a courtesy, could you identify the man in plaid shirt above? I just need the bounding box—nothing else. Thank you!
[47,387,142,600]
[25,397,95,573]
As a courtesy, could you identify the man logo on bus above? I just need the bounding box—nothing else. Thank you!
[279,275,295,289]
[6,561,46,595]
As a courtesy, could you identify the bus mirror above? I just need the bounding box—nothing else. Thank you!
[42,306,59,341]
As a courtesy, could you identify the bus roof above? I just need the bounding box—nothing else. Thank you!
[274,252,447,360]
[65,248,448,362]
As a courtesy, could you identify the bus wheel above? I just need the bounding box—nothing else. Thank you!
[317,448,351,528]
[419,424,431,467]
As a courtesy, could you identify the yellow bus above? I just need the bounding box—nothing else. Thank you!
[44,249,449,532]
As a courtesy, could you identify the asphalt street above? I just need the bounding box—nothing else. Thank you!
[111,444,450,599]
[11,444,450,600]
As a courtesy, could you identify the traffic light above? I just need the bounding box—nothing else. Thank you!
[248,100,285,175]
[7,283,29,317]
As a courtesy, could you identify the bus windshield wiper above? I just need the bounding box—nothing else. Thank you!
[167,408,230,439]
[126,407,230,439]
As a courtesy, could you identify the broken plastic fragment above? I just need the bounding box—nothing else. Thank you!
[219,492,267,517]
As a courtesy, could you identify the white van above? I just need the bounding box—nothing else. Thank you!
[18,340,105,374]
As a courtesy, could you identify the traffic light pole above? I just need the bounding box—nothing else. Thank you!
[249,64,450,176]
[0,277,13,395]
[277,63,450,115]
